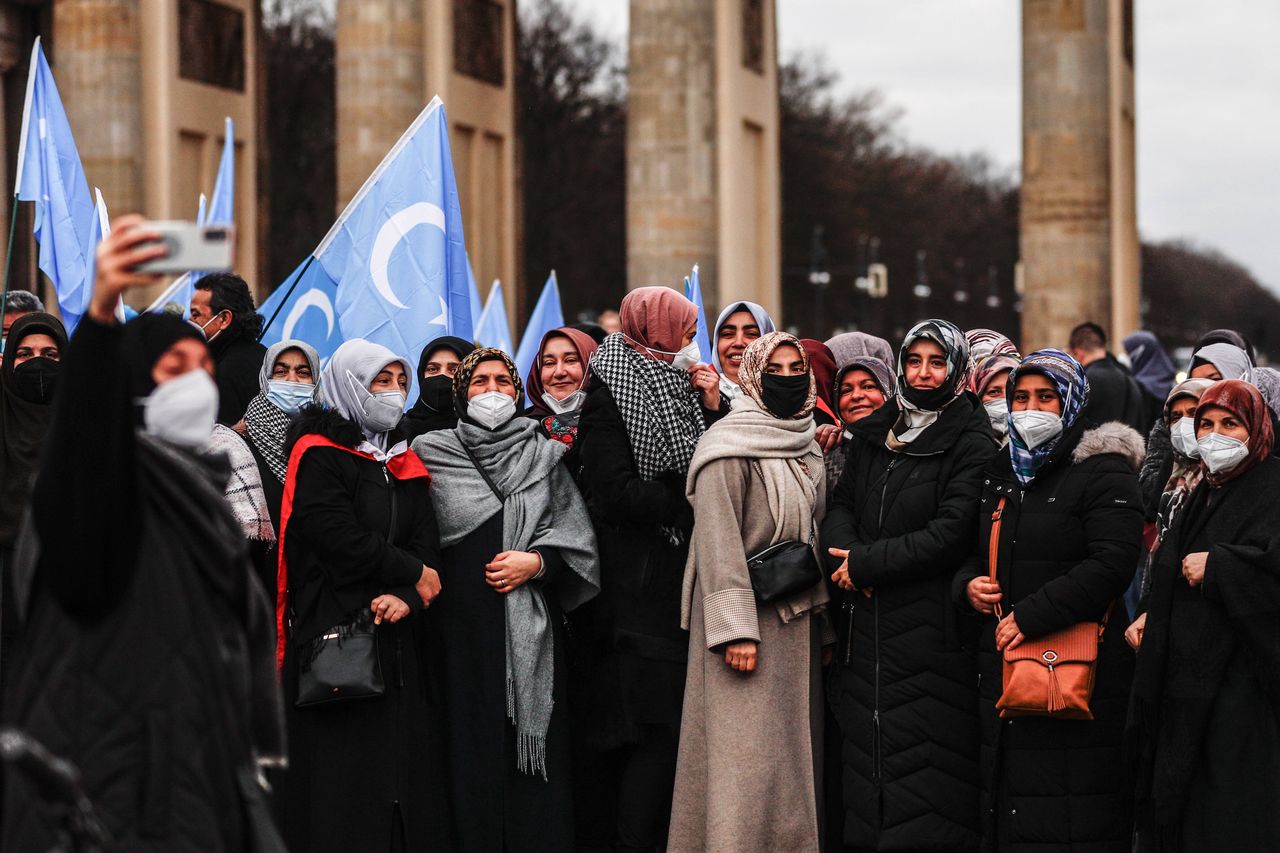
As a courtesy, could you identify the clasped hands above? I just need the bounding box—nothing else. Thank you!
[964,576,1023,650]
[370,564,443,625]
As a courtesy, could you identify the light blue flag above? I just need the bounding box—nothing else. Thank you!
[196,193,207,226]
[258,256,343,362]
[684,264,713,364]
[206,118,235,225]
[467,257,484,331]
[514,271,564,381]
[260,97,473,379]
[474,280,513,355]
[331,97,471,371]
[14,37,95,333]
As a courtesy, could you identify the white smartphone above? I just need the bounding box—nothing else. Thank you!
[133,221,235,274]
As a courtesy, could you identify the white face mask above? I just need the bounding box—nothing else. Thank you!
[542,389,586,416]
[641,340,700,371]
[469,390,517,430]
[191,311,226,343]
[1171,416,1201,459]
[143,369,219,448]
[984,399,1009,436]
[345,371,405,433]
[1197,432,1249,474]
[1010,409,1063,450]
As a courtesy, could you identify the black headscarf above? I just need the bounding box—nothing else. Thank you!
[120,313,206,399]
[404,335,476,436]
[0,312,68,546]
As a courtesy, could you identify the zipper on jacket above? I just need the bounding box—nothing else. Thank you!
[871,456,897,785]
[383,463,398,540]
[842,599,855,666]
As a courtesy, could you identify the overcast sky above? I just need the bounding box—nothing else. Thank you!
[562,0,1280,290]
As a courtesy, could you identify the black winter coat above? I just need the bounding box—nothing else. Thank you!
[954,422,1145,852]
[3,318,281,852]
[1082,355,1145,435]
[278,408,450,852]
[821,394,994,851]
[573,379,695,747]
[210,333,268,426]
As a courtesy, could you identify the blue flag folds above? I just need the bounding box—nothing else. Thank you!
[258,256,342,361]
[15,38,95,333]
[327,97,472,375]
[514,271,564,381]
[684,264,713,365]
[206,118,235,225]
[474,280,513,355]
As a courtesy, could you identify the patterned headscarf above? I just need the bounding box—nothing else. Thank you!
[826,331,894,375]
[970,353,1021,398]
[964,328,1019,388]
[897,319,970,407]
[737,332,816,419]
[452,347,526,423]
[1245,366,1280,423]
[1195,379,1274,488]
[1155,378,1215,549]
[1006,349,1089,486]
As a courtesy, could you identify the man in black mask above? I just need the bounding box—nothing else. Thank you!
[0,311,67,686]
[404,335,476,437]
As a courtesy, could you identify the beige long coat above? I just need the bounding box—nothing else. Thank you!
[668,449,829,853]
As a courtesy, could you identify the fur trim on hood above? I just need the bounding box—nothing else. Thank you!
[1072,421,1146,472]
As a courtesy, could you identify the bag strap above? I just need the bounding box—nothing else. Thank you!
[460,440,505,502]
[990,496,1007,620]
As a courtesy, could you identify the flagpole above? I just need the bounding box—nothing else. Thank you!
[0,193,20,340]
[258,255,317,342]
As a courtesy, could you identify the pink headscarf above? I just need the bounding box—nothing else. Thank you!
[620,286,699,361]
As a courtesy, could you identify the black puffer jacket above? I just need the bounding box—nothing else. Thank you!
[953,422,1145,853]
[822,394,994,851]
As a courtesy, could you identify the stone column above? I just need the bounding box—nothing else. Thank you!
[53,0,145,213]
[335,0,425,210]
[627,0,781,318]
[0,5,24,280]
[1020,0,1137,351]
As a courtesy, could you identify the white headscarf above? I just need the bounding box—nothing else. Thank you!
[1189,343,1251,381]
[320,339,413,451]
[258,338,322,395]
[711,300,777,399]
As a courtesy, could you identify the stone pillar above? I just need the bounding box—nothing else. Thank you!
[1020,0,1137,352]
[335,0,519,321]
[335,0,424,210]
[627,0,781,319]
[54,0,145,213]
[0,5,25,281]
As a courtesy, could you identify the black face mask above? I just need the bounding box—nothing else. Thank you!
[419,374,455,414]
[760,372,810,419]
[11,357,59,404]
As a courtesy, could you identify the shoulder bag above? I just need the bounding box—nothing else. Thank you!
[747,523,822,603]
[296,607,384,707]
[989,496,1109,720]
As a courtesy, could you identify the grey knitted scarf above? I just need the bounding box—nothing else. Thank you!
[412,417,600,777]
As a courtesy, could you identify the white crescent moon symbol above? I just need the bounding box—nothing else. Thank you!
[369,202,447,310]
[282,288,335,342]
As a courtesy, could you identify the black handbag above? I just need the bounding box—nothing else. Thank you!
[746,525,822,603]
[296,608,384,708]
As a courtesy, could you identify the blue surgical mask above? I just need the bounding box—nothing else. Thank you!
[266,380,316,417]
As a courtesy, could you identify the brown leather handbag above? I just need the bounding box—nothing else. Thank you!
[987,497,1109,721]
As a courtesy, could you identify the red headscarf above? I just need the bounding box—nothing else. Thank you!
[524,326,599,415]
[799,338,839,424]
[620,286,698,360]
[1195,379,1274,487]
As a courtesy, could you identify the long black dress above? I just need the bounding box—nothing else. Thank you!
[1129,456,1280,851]
[427,511,575,852]
[279,407,450,853]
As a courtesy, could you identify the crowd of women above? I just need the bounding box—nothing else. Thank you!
[0,216,1276,853]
